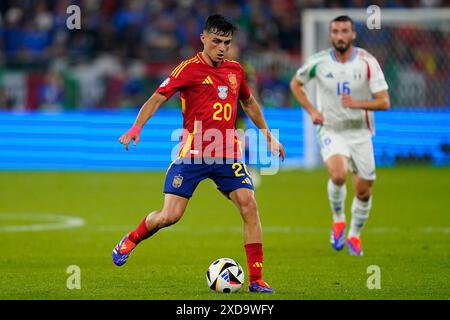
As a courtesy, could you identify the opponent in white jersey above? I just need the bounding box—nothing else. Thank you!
[290,15,390,256]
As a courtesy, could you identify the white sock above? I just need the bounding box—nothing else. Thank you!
[349,196,372,238]
[327,179,347,222]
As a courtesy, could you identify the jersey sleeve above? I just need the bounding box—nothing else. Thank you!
[238,65,251,101]
[295,50,329,84]
[295,57,320,85]
[366,56,389,94]
[295,61,314,84]
[156,64,193,99]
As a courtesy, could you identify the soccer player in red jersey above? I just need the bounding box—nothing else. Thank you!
[112,14,285,293]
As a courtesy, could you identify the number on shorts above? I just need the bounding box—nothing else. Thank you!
[232,163,250,177]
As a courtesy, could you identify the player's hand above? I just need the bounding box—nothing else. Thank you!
[341,94,357,109]
[118,133,140,151]
[310,109,324,125]
[118,125,142,151]
[268,136,285,162]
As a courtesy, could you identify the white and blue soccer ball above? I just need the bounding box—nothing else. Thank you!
[206,258,244,293]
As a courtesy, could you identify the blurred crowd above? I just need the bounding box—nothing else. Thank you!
[0,0,449,111]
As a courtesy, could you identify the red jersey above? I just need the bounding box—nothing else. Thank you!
[156,53,251,159]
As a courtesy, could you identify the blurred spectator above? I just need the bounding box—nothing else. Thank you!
[38,71,65,111]
[3,7,24,61]
[0,85,15,111]
[260,64,291,108]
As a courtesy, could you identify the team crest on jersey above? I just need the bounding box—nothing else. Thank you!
[353,69,362,80]
[172,175,183,188]
[228,73,237,94]
[218,86,228,99]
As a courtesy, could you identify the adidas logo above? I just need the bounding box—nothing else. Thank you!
[202,76,213,84]
[252,262,263,268]
[242,178,252,185]
[221,271,230,281]
[325,72,334,78]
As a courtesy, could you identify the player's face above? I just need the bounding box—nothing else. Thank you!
[330,21,356,53]
[201,31,233,65]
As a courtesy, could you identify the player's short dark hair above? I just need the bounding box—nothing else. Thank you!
[330,15,354,30]
[203,14,237,37]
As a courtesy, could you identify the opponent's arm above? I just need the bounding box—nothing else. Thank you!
[341,90,390,111]
[289,76,324,125]
[119,93,167,150]
[240,95,285,161]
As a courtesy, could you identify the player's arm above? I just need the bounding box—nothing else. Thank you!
[118,93,167,151]
[341,90,390,111]
[343,55,390,111]
[289,76,324,125]
[240,95,285,161]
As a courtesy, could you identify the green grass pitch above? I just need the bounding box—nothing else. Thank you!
[0,167,449,300]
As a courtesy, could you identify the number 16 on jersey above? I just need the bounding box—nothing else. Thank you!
[336,81,351,95]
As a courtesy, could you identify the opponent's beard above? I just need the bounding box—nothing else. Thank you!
[333,40,352,54]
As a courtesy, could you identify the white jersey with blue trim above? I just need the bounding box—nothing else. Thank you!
[295,47,388,140]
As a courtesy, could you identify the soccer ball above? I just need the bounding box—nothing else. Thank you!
[206,258,244,293]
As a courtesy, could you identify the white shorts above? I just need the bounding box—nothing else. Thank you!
[318,131,376,181]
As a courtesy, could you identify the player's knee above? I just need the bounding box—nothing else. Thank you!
[330,172,346,186]
[239,197,259,220]
[356,188,371,202]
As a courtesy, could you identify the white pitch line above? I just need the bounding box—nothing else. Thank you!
[418,227,450,234]
[0,213,85,232]
[3,214,446,235]
[82,225,449,234]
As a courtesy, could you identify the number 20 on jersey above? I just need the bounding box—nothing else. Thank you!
[213,102,232,121]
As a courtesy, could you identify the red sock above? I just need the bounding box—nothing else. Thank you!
[128,216,151,245]
[244,243,263,283]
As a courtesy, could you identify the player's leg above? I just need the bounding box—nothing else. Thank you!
[212,160,272,293]
[112,194,189,266]
[326,154,349,222]
[319,131,351,251]
[229,188,262,244]
[112,158,201,266]
[325,154,349,251]
[347,139,376,256]
[347,174,373,256]
[228,188,273,293]
[134,194,189,240]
